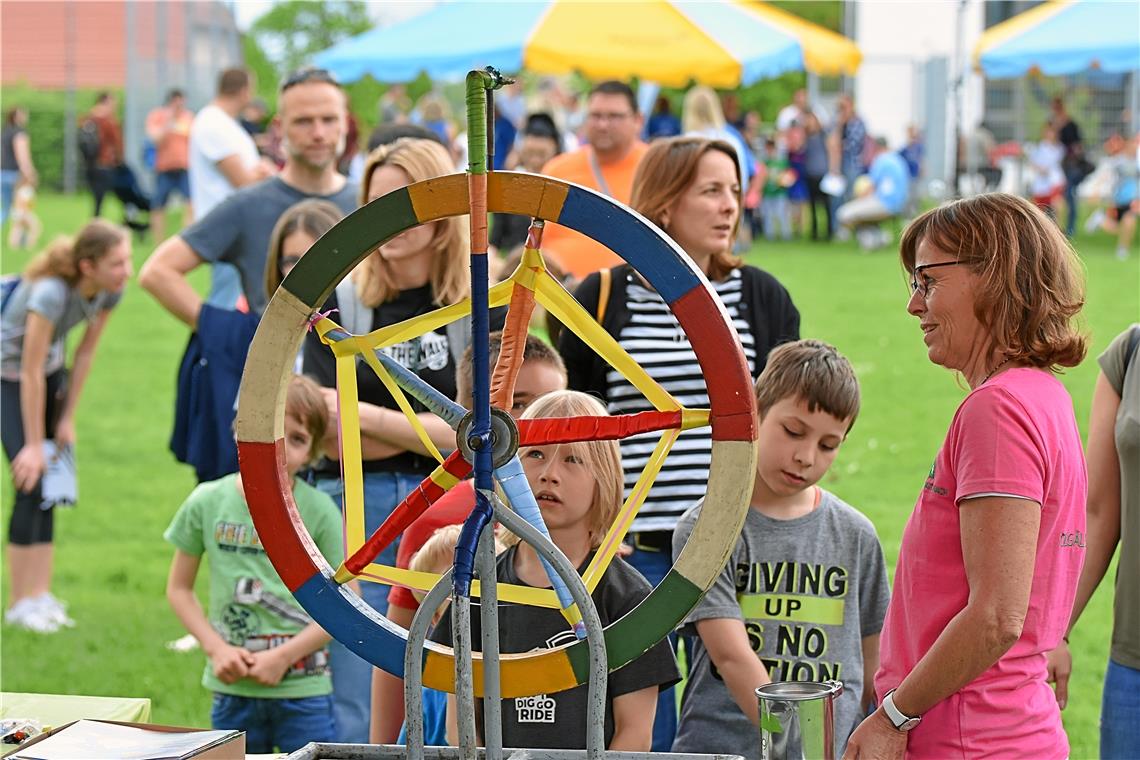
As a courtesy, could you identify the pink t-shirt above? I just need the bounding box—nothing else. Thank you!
[876,368,1086,759]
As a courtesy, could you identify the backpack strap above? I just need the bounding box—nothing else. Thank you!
[446,317,472,368]
[595,267,612,324]
[0,275,21,316]
[334,277,371,336]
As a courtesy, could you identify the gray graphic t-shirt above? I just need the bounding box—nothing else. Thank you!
[1,277,122,380]
[672,491,890,760]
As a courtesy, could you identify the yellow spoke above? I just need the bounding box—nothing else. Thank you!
[534,272,680,412]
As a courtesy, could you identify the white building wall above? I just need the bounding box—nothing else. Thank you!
[853,0,987,180]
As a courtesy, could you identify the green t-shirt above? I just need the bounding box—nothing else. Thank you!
[164,473,344,698]
[764,156,790,197]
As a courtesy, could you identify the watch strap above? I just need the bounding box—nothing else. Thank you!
[882,689,921,731]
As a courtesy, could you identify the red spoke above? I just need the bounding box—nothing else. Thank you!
[517,410,685,446]
[344,450,472,576]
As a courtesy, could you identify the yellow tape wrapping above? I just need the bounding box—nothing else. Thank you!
[335,354,367,551]
[361,562,563,609]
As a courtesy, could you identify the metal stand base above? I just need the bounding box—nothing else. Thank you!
[285,744,745,760]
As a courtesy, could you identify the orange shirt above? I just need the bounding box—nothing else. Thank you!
[146,106,193,172]
[540,141,648,278]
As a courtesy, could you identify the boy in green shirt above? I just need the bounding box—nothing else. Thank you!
[165,375,343,752]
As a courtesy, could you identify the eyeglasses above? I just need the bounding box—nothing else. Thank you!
[280,67,341,93]
[587,111,633,123]
[909,261,961,297]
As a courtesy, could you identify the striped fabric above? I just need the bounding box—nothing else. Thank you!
[607,269,756,532]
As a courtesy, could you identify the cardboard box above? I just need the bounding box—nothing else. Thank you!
[7,719,244,760]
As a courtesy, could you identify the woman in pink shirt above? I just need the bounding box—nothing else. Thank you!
[844,193,1088,759]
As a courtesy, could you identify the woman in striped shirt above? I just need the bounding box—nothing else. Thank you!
[558,135,799,751]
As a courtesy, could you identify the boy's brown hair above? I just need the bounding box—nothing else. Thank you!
[754,340,860,431]
[455,331,567,405]
[286,374,328,463]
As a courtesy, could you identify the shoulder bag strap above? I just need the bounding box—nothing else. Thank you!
[586,147,613,197]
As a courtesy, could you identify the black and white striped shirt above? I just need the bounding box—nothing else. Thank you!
[607,269,757,532]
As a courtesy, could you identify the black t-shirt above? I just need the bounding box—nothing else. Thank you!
[1,126,23,172]
[431,545,680,749]
[1057,119,1081,153]
[303,284,504,476]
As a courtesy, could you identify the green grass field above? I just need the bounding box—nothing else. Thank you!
[2,192,1136,757]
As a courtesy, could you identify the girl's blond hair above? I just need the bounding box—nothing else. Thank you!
[681,85,727,134]
[410,524,506,604]
[355,138,469,308]
[23,219,127,286]
[519,391,623,548]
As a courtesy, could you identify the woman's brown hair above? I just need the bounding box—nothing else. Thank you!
[23,219,127,286]
[899,193,1087,370]
[630,136,743,281]
[265,199,343,300]
[355,138,469,308]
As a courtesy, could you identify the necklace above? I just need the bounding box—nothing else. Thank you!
[979,357,1012,386]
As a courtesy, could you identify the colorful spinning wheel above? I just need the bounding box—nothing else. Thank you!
[235,170,757,699]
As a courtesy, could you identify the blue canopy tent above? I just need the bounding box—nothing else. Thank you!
[975,0,1140,78]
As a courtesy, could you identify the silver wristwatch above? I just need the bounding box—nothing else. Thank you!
[882,689,921,732]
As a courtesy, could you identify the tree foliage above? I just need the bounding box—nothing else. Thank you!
[249,0,371,76]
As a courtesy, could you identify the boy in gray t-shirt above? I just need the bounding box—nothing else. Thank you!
[672,340,890,760]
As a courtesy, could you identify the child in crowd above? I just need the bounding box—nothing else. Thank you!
[1087,131,1139,261]
[761,138,794,241]
[370,331,569,743]
[671,340,890,760]
[432,391,679,751]
[1028,122,1066,219]
[2,220,131,633]
[7,182,41,250]
[396,524,508,746]
[164,374,343,753]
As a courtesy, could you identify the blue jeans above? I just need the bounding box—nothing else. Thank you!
[210,693,335,753]
[625,538,678,753]
[0,170,18,225]
[1101,657,1140,759]
[316,470,423,744]
[762,195,792,241]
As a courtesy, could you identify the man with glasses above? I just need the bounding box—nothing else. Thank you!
[540,80,647,278]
